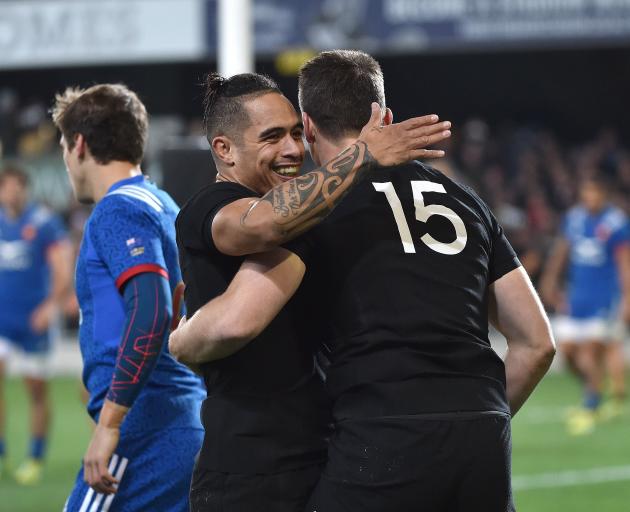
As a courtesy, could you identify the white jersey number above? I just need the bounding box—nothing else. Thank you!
[373,181,467,255]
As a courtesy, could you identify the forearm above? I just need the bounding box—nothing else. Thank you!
[106,272,172,408]
[539,259,562,299]
[47,278,69,305]
[170,300,249,364]
[242,141,375,248]
[504,342,555,416]
[45,242,73,305]
[540,239,568,299]
[616,247,630,296]
[97,399,129,428]
[490,267,556,415]
[170,249,305,365]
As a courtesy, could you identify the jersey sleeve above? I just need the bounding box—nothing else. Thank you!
[488,216,521,284]
[89,198,168,291]
[458,183,521,283]
[106,272,172,407]
[609,218,630,251]
[176,182,257,253]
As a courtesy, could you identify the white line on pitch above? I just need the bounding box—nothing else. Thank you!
[513,465,630,491]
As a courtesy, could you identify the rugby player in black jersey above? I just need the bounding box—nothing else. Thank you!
[171,51,556,511]
[172,72,451,512]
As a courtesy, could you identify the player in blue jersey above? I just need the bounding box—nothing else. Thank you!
[0,164,72,484]
[542,175,630,434]
[51,84,205,511]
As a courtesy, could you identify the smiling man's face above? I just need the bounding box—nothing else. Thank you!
[229,92,305,195]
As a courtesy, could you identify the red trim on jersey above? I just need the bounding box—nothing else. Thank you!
[115,264,168,291]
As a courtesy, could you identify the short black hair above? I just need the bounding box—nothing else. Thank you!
[298,50,385,139]
[203,72,281,143]
[0,163,29,188]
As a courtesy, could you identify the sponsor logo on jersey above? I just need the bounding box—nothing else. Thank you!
[0,240,31,270]
[573,236,605,266]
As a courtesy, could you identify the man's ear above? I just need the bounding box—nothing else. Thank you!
[73,133,87,161]
[302,112,316,144]
[211,135,235,166]
[383,107,394,126]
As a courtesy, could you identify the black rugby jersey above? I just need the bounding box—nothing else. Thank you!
[176,181,330,474]
[286,161,520,421]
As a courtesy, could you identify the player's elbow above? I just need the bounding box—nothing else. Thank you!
[538,334,557,369]
[535,316,556,361]
[504,315,556,371]
[523,326,556,372]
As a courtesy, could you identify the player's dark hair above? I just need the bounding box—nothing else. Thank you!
[203,72,281,143]
[581,173,611,192]
[0,163,29,188]
[298,50,385,140]
[51,84,148,165]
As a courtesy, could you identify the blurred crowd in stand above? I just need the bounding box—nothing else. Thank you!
[435,120,630,287]
[2,86,629,320]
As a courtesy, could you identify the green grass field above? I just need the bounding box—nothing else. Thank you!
[1,373,628,511]
[512,373,630,512]
[1,378,91,512]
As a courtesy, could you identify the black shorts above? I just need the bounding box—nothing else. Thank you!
[305,412,515,512]
[189,463,323,512]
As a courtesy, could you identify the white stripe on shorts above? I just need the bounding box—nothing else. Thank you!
[78,454,119,512]
[102,456,129,512]
[78,488,94,512]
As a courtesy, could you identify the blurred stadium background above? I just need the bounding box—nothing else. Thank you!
[1,0,630,510]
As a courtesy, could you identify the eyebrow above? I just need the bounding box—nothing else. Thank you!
[258,122,304,140]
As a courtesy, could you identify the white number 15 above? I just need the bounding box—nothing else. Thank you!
[372,181,467,255]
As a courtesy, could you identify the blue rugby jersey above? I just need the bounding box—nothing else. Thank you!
[0,202,66,327]
[563,205,630,318]
[75,175,204,433]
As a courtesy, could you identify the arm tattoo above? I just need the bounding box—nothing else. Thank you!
[243,141,376,239]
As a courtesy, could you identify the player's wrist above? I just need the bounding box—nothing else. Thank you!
[37,297,55,309]
[98,399,129,429]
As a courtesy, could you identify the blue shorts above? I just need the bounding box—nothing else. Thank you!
[568,293,619,320]
[0,323,50,354]
[64,427,203,512]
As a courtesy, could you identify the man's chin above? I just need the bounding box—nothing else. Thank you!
[76,193,95,205]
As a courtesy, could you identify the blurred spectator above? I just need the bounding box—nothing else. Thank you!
[0,163,73,484]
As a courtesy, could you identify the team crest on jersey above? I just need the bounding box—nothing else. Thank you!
[21,224,36,241]
[126,237,145,257]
